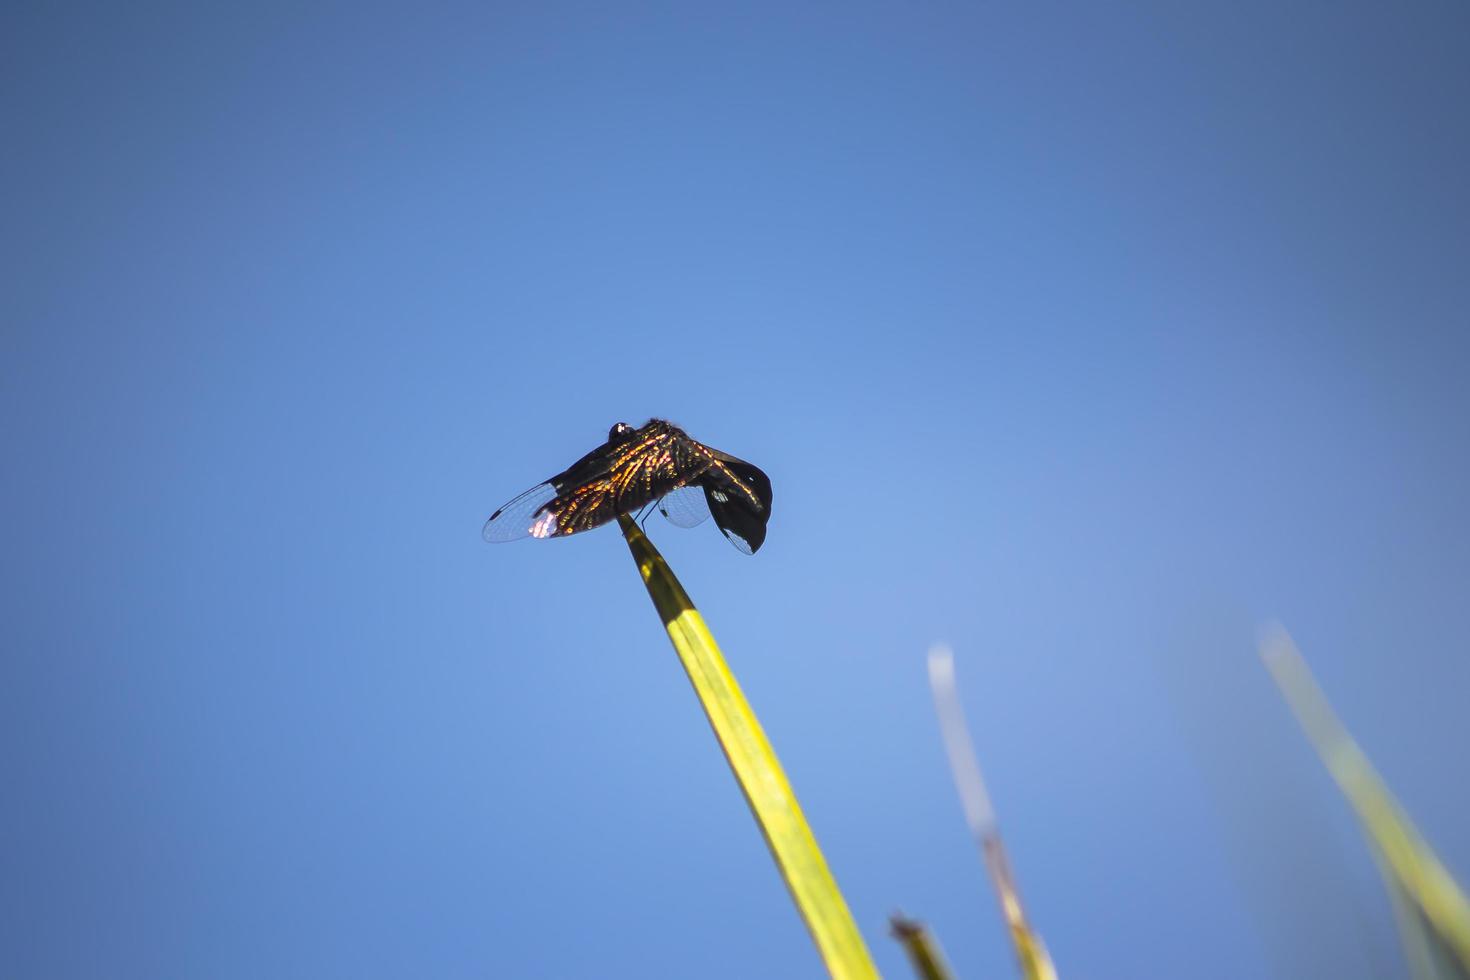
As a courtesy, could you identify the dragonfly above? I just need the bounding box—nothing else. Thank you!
[482,419,773,554]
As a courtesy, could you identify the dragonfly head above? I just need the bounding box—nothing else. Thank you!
[608,421,636,443]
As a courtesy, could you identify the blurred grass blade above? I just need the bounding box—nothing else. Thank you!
[928,645,1057,980]
[618,516,879,980]
[1375,842,1470,980]
[889,913,957,980]
[1260,624,1470,978]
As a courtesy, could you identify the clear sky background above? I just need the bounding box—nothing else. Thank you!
[4,3,1469,978]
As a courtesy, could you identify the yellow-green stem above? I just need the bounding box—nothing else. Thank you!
[618,515,879,980]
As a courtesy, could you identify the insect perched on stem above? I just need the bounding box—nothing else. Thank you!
[482,419,773,554]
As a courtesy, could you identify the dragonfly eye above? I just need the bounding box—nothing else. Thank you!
[608,422,635,442]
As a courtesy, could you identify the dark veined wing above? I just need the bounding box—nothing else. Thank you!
[701,452,773,554]
[595,426,716,526]
[482,426,637,543]
[537,477,622,537]
[657,484,712,528]
[547,431,629,497]
[486,473,636,541]
[485,424,714,543]
[482,475,627,541]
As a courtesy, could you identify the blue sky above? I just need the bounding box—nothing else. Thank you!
[4,2,1468,977]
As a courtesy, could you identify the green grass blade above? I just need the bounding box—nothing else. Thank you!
[1261,625,1470,978]
[617,516,880,980]
[928,645,1058,980]
[889,913,958,980]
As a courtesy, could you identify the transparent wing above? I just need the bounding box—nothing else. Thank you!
[658,484,712,528]
[482,482,558,543]
[717,523,758,555]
